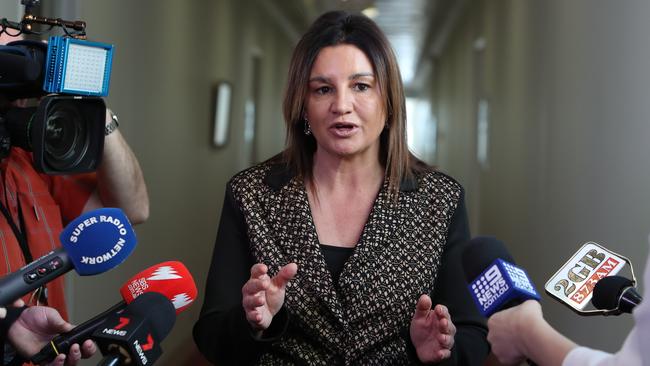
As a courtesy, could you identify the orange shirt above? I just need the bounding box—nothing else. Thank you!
[0,148,97,319]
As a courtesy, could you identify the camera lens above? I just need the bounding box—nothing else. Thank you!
[28,95,104,174]
[43,101,89,170]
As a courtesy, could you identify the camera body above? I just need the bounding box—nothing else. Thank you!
[0,36,114,174]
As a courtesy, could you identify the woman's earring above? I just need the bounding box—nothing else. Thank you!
[304,119,312,135]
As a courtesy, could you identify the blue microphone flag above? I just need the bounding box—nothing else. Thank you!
[60,207,137,275]
[468,259,540,317]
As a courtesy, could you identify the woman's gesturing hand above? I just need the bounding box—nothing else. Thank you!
[242,262,298,333]
[409,294,457,363]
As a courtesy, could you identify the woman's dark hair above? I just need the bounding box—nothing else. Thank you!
[282,10,427,197]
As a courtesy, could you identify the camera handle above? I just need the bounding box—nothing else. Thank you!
[1,0,86,39]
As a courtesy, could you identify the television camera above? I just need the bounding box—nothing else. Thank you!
[0,0,114,174]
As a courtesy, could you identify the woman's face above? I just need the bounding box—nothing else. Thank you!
[305,44,386,160]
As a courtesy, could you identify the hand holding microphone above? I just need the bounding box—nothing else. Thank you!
[487,300,547,365]
[0,207,137,306]
[6,304,96,366]
[481,239,628,366]
[484,239,647,366]
[462,236,542,365]
[30,261,197,364]
[92,292,177,366]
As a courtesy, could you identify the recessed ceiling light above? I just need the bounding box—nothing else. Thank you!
[362,6,379,19]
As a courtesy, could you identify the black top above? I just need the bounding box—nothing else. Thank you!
[193,162,489,365]
[319,244,355,288]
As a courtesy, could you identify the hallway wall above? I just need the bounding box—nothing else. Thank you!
[5,0,650,361]
[430,0,650,352]
[31,0,296,363]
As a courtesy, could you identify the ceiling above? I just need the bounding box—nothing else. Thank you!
[267,0,464,93]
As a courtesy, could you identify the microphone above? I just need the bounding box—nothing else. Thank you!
[462,236,540,317]
[0,48,42,84]
[592,275,643,315]
[0,207,137,306]
[463,237,541,366]
[30,261,197,364]
[93,292,176,366]
[0,40,47,96]
[119,260,197,314]
[544,241,628,315]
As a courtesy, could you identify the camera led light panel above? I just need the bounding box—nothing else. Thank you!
[44,36,113,97]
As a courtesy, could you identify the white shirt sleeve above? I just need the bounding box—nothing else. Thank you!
[563,347,613,366]
[562,327,644,366]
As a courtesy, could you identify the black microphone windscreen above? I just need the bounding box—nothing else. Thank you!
[462,236,515,283]
[0,41,48,98]
[127,292,176,340]
[592,275,635,310]
[0,52,40,84]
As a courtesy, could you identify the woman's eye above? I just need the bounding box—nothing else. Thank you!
[315,86,332,95]
[354,83,370,92]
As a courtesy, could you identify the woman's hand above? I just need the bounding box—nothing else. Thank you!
[409,294,456,363]
[242,262,298,333]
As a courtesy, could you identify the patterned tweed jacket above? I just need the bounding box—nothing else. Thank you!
[194,161,488,365]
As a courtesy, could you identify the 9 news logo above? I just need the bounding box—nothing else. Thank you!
[472,265,509,311]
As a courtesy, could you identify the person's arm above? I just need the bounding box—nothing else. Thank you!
[193,184,280,365]
[82,109,149,224]
[426,191,490,365]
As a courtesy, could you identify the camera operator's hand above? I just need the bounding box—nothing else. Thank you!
[82,107,149,225]
[7,305,96,366]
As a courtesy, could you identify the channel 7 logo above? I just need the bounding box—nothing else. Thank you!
[471,265,509,311]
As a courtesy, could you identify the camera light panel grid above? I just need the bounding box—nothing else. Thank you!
[44,36,113,97]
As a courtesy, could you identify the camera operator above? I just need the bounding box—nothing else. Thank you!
[0,31,149,364]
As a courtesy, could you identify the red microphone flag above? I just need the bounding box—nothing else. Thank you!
[120,261,197,314]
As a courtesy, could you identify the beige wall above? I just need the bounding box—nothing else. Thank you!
[0,2,22,20]
[428,0,650,352]
[5,0,650,362]
[24,0,295,364]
